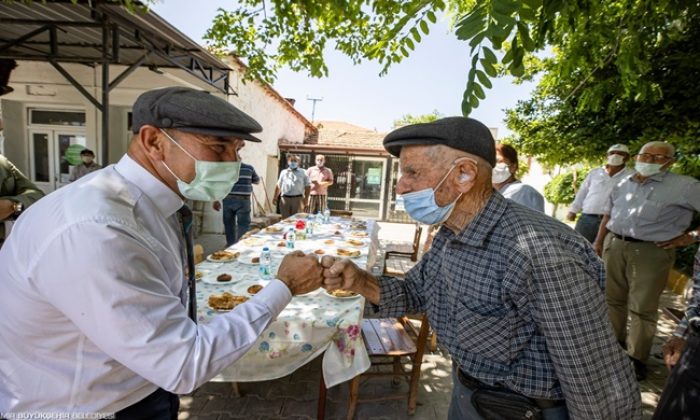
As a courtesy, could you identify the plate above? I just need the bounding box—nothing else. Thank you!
[323,289,361,299]
[206,250,240,263]
[345,239,366,247]
[232,280,270,295]
[263,226,284,234]
[239,257,260,265]
[241,237,266,247]
[349,231,368,238]
[202,273,235,285]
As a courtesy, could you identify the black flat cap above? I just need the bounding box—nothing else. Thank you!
[132,87,263,142]
[383,117,496,166]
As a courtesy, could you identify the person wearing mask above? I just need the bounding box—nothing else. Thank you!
[492,143,545,212]
[566,144,634,243]
[319,117,641,419]
[306,154,334,214]
[213,162,260,246]
[593,141,700,380]
[68,148,102,182]
[273,154,310,218]
[0,87,323,417]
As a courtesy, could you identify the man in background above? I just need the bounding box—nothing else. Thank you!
[0,118,45,248]
[594,141,700,380]
[567,144,633,243]
[213,161,260,246]
[306,154,333,214]
[273,154,310,218]
[69,148,102,182]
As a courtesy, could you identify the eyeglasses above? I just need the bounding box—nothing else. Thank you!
[635,153,673,163]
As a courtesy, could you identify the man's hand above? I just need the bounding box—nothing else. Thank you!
[212,201,222,211]
[0,199,15,221]
[566,212,577,222]
[320,255,362,292]
[593,240,604,257]
[662,336,686,370]
[656,233,696,250]
[277,251,323,295]
[273,196,279,206]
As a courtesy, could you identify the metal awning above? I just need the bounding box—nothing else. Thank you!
[0,0,231,93]
[0,0,233,161]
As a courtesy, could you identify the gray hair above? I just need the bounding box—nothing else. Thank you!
[641,141,675,157]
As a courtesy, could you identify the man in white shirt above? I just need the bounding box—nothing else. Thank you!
[0,87,323,418]
[566,144,633,242]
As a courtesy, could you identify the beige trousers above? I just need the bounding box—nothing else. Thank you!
[280,196,303,218]
[603,233,675,361]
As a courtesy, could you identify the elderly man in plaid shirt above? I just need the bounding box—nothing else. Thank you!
[320,117,640,419]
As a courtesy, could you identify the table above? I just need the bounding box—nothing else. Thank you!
[195,215,379,388]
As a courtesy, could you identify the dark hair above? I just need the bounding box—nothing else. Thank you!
[80,149,95,157]
[495,143,518,166]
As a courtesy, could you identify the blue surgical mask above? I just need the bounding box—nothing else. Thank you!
[400,157,472,225]
[289,162,298,170]
[634,161,664,177]
[161,130,241,201]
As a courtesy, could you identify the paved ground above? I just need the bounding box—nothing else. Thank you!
[185,222,681,419]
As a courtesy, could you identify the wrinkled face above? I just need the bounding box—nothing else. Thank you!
[396,145,462,207]
[316,156,325,166]
[162,129,244,183]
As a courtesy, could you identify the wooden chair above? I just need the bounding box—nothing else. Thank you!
[344,314,432,419]
[382,224,423,278]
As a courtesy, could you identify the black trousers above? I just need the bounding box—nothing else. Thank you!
[652,331,700,420]
[110,388,179,420]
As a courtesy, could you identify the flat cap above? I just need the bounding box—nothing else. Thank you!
[383,117,496,166]
[132,87,263,142]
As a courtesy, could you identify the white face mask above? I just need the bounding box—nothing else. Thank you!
[607,154,625,166]
[634,161,664,178]
[160,130,241,201]
[81,156,94,164]
[492,163,512,184]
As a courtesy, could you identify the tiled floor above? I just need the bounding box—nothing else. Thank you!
[187,224,681,419]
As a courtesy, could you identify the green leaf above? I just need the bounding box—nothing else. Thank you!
[476,70,493,88]
[455,8,486,40]
[411,27,422,42]
[400,46,409,57]
[493,0,519,16]
[461,98,472,116]
[469,32,486,51]
[420,20,429,35]
[406,38,415,50]
[473,82,486,99]
[470,94,479,108]
[481,58,497,77]
[517,22,535,50]
[482,47,498,64]
[427,11,437,23]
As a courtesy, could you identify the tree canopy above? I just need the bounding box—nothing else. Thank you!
[203,1,699,171]
[393,110,444,128]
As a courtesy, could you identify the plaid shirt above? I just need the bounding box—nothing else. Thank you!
[675,248,700,337]
[373,193,641,419]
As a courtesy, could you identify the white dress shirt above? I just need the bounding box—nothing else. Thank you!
[568,167,634,215]
[0,155,291,413]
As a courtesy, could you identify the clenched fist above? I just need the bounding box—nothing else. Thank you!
[277,251,324,295]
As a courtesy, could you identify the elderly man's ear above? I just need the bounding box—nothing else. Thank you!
[454,163,478,193]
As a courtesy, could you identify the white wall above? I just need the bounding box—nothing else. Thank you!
[4,59,311,234]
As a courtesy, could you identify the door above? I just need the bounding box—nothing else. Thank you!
[347,157,386,219]
[29,129,86,193]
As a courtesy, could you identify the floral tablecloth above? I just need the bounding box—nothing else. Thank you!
[196,215,378,387]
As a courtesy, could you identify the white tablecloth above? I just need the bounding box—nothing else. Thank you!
[196,216,379,387]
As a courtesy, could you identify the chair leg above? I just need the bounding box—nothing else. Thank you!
[347,376,360,420]
[318,374,327,420]
[407,358,421,414]
[392,356,402,386]
[230,382,240,397]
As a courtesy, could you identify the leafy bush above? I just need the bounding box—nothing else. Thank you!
[543,168,590,205]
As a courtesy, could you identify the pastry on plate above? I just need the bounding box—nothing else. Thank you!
[313,249,325,255]
[336,248,361,257]
[346,239,364,247]
[209,250,239,261]
[330,289,358,298]
[247,284,264,294]
[208,292,248,310]
[217,273,232,282]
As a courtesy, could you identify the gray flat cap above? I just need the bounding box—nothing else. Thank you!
[383,117,496,166]
[132,87,262,142]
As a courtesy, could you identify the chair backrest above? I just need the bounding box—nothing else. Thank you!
[410,224,423,260]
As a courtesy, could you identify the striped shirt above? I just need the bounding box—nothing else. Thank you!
[228,163,260,196]
[371,193,641,418]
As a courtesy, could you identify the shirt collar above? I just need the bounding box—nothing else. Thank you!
[115,154,184,218]
[451,191,507,247]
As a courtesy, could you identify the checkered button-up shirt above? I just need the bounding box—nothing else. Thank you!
[373,193,641,419]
